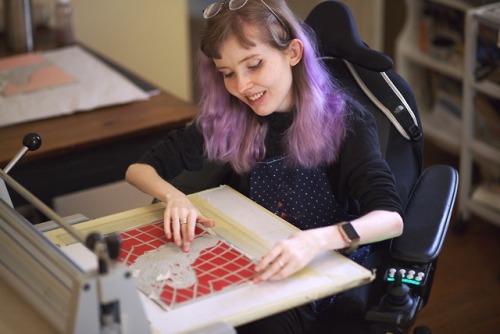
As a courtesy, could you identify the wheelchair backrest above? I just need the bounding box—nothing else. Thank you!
[305,1,424,208]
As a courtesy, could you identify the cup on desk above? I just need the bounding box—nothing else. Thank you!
[3,0,35,53]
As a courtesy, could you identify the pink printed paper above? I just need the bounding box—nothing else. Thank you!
[0,53,76,96]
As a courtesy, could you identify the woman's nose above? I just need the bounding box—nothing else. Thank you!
[236,74,252,94]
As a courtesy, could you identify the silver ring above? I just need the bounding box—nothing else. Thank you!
[181,219,188,225]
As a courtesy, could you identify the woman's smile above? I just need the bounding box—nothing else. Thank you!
[247,91,266,101]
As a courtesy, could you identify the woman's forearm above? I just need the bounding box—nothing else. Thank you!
[125,163,182,202]
[314,210,403,252]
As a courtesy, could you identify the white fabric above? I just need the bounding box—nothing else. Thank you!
[0,46,149,127]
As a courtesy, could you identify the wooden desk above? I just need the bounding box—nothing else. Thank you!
[0,277,54,334]
[0,29,196,208]
[0,92,196,208]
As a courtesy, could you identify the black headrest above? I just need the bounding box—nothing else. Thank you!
[305,1,393,72]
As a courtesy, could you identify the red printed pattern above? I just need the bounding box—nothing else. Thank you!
[118,221,255,309]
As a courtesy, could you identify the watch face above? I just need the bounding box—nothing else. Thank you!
[342,223,360,240]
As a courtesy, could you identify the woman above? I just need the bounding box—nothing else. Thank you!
[126,0,403,332]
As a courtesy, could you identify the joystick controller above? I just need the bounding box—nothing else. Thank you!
[366,271,422,333]
[380,272,415,313]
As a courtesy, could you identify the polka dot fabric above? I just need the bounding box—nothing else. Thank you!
[249,156,349,230]
[249,155,371,315]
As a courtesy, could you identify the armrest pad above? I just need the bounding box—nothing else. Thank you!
[391,165,458,263]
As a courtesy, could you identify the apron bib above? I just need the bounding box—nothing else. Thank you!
[250,155,349,229]
[249,156,370,314]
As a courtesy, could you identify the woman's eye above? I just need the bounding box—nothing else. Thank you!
[249,60,262,70]
[222,72,234,79]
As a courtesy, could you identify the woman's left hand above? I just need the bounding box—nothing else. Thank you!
[253,229,324,283]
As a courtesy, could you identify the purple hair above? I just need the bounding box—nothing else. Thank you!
[195,0,349,173]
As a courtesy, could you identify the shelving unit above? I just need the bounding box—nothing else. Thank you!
[460,3,500,227]
[395,0,500,229]
[396,0,469,155]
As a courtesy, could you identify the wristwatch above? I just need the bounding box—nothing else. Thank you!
[338,221,360,255]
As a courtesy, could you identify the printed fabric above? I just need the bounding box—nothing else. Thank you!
[249,155,370,315]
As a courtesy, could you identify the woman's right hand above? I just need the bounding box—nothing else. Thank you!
[163,189,216,252]
[125,163,216,252]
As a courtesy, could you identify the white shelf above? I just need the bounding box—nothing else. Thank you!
[399,44,464,80]
[461,3,500,225]
[471,182,500,211]
[469,139,500,165]
[472,80,500,99]
[420,110,462,154]
[476,3,500,26]
[397,0,500,227]
[465,198,500,226]
[429,0,472,11]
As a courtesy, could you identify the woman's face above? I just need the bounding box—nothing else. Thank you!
[213,26,302,116]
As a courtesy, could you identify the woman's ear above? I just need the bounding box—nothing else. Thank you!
[288,39,304,66]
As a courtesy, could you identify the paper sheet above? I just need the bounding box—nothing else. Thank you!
[0,46,149,127]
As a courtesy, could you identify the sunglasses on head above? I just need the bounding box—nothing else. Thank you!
[203,0,288,34]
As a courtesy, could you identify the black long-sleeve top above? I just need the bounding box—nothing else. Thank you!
[138,106,403,220]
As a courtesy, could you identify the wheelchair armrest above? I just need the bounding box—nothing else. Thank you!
[391,165,458,264]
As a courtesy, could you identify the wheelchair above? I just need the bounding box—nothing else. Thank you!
[168,1,458,333]
[303,2,458,333]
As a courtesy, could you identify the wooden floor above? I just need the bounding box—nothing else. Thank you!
[410,142,500,334]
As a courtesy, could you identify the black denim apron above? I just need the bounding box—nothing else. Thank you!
[249,155,370,314]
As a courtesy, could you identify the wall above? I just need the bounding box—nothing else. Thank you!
[277,0,386,52]
[37,0,192,102]
[32,0,386,103]
[383,0,405,59]
[342,0,385,51]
